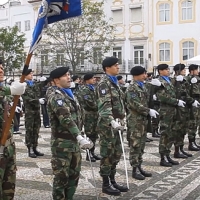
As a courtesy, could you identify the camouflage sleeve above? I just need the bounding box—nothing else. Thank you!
[156,85,178,106]
[125,89,149,116]
[81,88,97,111]
[96,82,114,124]
[50,95,81,137]
[0,86,11,96]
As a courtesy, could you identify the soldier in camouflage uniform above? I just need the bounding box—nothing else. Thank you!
[47,67,93,200]
[22,69,47,158]
[172,64,198,158]
[125,66,158,180]
[76,73,101,162]
[96,57,128,196]
[0,62,26,199]
[152,64,186,167]
[185,64,200,151]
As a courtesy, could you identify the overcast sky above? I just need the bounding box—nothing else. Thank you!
[0,0,9,5]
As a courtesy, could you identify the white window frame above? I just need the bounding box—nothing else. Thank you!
[25,20,30,31]
[134,46,144,65]
[112,9,123,24]
[113,47,122,64]
[130,6,142,23]
[159,42,170,62]
[181,0,193,21]
[182,41,194,60]
[15,21,21,32]
[159,3,170,22]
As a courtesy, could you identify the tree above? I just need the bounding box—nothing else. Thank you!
[0,26,26,74]
[37,0,115,73]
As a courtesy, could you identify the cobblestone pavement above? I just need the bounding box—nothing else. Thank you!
[13,119,200,200]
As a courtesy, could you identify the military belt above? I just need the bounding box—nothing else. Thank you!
[5,137,14,147]
[53,133,75,140]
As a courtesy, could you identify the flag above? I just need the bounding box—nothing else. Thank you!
[29,0,82,53]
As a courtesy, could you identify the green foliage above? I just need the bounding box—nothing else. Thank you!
[0,26,26,74]
[38,0,115,73]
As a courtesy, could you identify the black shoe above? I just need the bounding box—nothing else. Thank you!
[160,155,172,167]
[86,152,96,162]
[194,141,200,149]
[92,153,102,160]
[102,176,121,196]
[138,164,152,177]
[188,142,200,151]
[180,145,192,157]
[174,146,188,159]
[28,147,37,158]
[152,130,160,138]
[110,178,128,192]
[167,156,179,165]
[44,125,50,128]
[132,167,145,180]
[33,147,44,156]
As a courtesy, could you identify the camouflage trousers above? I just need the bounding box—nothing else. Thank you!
[84,113,98,143]
[25,110,41,147]
[98,126,122,176]
[188,108,199,140]
[128,119,147,167]
[0,142,16,200]
[159,108,176,156]
[51,152,81,200]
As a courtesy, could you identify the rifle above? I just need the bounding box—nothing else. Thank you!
[147,83,154,133]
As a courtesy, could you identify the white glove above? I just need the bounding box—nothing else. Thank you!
[153,94,157,100]
[119,119,125,126]
[111,120,124,130]
[10,81,27,95]
[176,75,184,82]
[15,106,22,113]
[191,77,197,84]
[150,79,161,86]
[178,100,186,107]
[192,100,200,107]
[39,98,45,104]
[76,135,93,150]
[39,76,47,82]
[149,109,159,118]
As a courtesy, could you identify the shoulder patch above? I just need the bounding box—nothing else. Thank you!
[84,95,89,99]
[56,99,63,106]
[98,83,108,96]
[130,92,137,98]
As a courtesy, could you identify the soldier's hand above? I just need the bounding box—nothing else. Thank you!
[10,81,27,95]
[15,106,22,113]
[149,109,159,118]
[192,100,200,107]
[177,100,186,107]
[150,79,161,86]
[76,135,93,150]
[39,98,45,104]
[111,120,124,131]
[153,94,157,100]
[39,76,47,82]
[176,75,184,82]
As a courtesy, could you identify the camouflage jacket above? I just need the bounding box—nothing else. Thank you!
[76,84,97,112]
[125,81,149,121]
[96,75,125,125]
[22,81,45,111]
[47,86,82,143]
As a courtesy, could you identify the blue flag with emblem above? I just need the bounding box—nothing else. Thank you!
[29,0,82,53]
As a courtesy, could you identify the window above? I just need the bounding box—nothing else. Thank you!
[15,21,21,32]
[77,48,84,66]
[182,1,192,20]
[159,3,170,22]
[113,47,122,64]
[112,9,123,24]
[25,20,30,31]
[93,48,102,64]
[56,50,64,66]
[159,42,170,61]
[41,50,48,67]
[134,46,144,65]
[130,7,142,23]
[182,41,194,60]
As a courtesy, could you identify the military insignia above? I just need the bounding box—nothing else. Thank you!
[131,93,137,98]
[101,89,106,94]
[84,95,88,99]
[56,99,63,106]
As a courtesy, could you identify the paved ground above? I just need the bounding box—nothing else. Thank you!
[13,118,200,200]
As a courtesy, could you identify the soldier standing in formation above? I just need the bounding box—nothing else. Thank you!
[96,57,128,196]
[125,66,158,180]
[77,73,102,162]
[0,61,26,199]
[22,69,46,158]
[46,67,93,200]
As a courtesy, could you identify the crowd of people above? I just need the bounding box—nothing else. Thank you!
[0,57,200,199]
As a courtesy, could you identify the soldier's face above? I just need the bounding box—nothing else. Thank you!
[58,72,71,88]
[135,73,146,82]
[87,77,96,85]
[26,72,33,80]
[192,69,199,75]
[180,69,186,76]
[159,68,170,76]
[106,63,120,76]
[0,65,4,82]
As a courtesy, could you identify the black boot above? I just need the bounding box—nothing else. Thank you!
[180,145,192,157]
[28,147,37,158]
[188,139,200,151]
[194,139,200,148]
[33,147,44,156]
[90,146,102,160]
[152,129,160,138]
[110,174,128,192]
[138,164,152,177]
[160,155,172,167]
[174,146,188,159]
[132,167,145,180]
[86,151,96,162]
[166,155,179,165]
[102,176,121,196]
